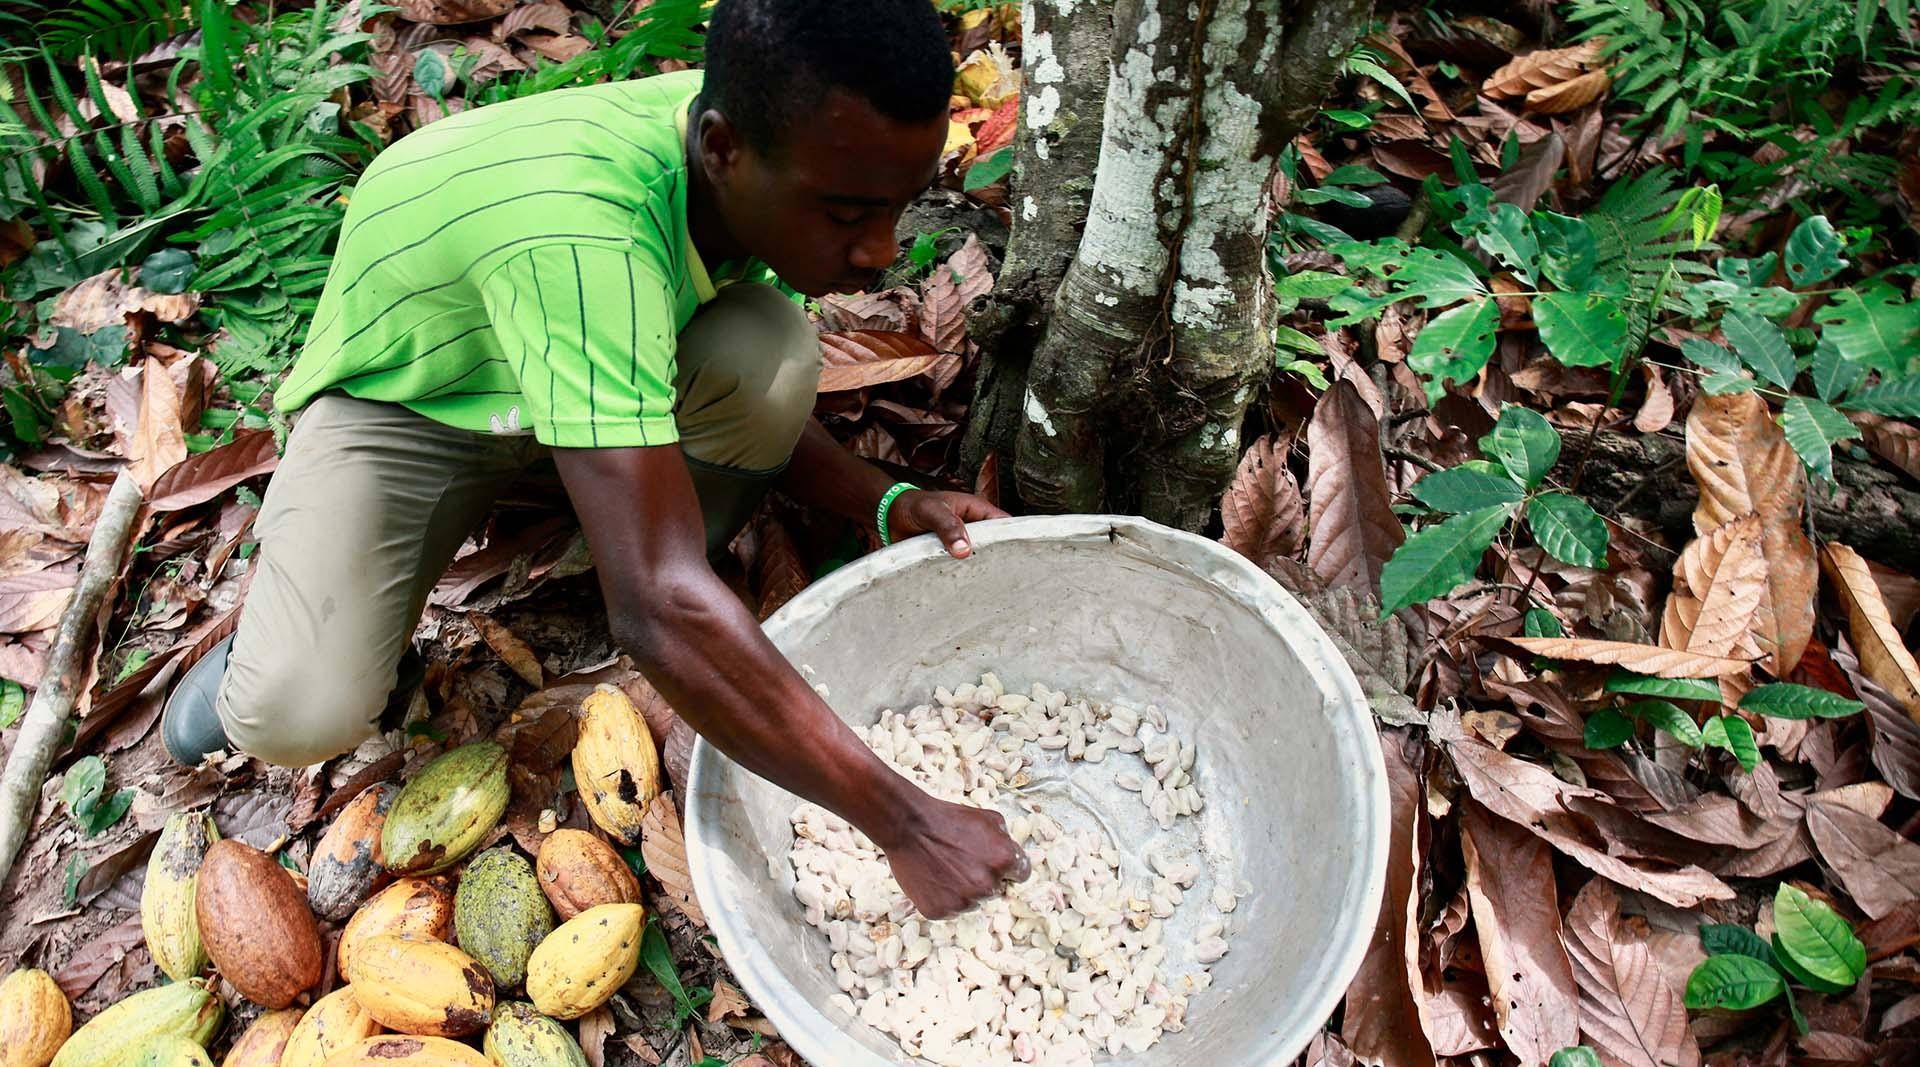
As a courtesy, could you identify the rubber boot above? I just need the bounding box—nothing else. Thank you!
[161,635,427,766]
[685,456,782,562]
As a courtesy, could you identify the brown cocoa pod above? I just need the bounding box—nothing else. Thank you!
[534,829,640,920]
[307,782,398,921]
[337,876,455,978]
[193,840,323,1009]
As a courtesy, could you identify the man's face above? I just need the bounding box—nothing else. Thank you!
[700,87,947,298]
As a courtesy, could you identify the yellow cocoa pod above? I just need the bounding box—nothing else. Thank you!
[481,1002,588,1067]
[132,1037,213,1067]
[51,978,223,1067]
[524,903,644,1021]
[220,1007,303,1067]
[308,782,398,921]
[142,811,219,982]
[570,687,661,845]
[337,877,454,977]
[318,1036,491,1067]
[381,743,509,875]
[0,968,71,1067]
[280,987,384,1067]
[341,935,494,1038]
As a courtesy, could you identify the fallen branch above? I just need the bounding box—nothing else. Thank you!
[0,471,146,900]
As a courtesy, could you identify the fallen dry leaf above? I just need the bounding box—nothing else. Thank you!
[51,268,200,333]
[707,979,752,1023]
[1806,799,1920,920]
[1634,363,1675,433]
[51,914,145,999]
[145,429,279,512]
[1460,800,1580,1065]
[578,1006,614,1067]
[919,234,994,355]
[1307,380,1404,597]
[817,331,950,392]
[1527,69,1610,114]
[0,566,79,634]
[1660,516,1766,659]
[1340,728,1436,1066]
[394,0,517,23]
[640,789,706,927]
[1560,878,1701,1067]
[1687,390,1817,675]
[1504,636,1754,678]
[129,362,188,491]
[1851,412,1920,480]
[747,514,810,623]
[1483,40,1605,99]
[1220,435,1306,569]
[472,614,543,687]
[1823,543,1920,720]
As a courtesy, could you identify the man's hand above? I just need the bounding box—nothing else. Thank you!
[880,794,1031,919]
[889,489,1009,559]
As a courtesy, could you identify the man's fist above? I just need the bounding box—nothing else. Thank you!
[880,794,1030,919]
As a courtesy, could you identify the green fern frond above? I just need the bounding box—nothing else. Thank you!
[30,0,194,60]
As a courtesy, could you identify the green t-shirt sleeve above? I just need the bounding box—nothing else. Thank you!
[480,243,680,448]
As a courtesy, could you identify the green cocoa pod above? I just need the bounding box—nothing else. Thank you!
[455,847,554,990]
[132,1035,214,1067]
[141,811,219,981]
[51,978,223,1067]
[381,741,509,875]
[482,1002,590,1067]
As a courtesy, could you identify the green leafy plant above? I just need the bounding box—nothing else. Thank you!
[1549,1049,1603,1067]
[1584,675,1860,769]
[1686,883,1867,1033]
[641,917,715,1027]
[61,754,134,837]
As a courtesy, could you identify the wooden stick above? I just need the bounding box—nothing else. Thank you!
[0,471,146,899]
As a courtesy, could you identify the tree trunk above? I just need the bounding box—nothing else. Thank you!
[967,0,1369,528]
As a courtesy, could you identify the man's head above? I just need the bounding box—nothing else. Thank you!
[691,0,954,298]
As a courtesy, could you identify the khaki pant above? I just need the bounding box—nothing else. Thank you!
[219,284,819,766]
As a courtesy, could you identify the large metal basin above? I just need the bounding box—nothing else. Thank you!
[686,515,1388,1066]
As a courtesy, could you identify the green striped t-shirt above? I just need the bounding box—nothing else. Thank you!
[276,69,783,447]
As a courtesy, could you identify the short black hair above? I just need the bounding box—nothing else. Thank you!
[696,0,954,156]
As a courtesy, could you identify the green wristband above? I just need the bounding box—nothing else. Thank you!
[876,482,918,546]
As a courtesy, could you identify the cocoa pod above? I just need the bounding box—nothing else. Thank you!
[482,1002,589,1067]
[337,876,454,978]
[51,978,222,1067]
[571,686,661,845]
[451,847,551,990]
[194,839,323,1008]
[315,1035,491,1067]
[308,782,398,921]
[280,986,384,1067]
[142,811,219,982]
[340,935,494,1038]
[0,968,71,1067]
[534,829,639,920]
[219,1007,303,1067]
[381,742,509,875]
[524,903,644,1021]
[132,1037,212,1067]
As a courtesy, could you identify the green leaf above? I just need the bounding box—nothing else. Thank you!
[1739,683,1866,720]
[1681,338,1744,376]
[1274,270,1356,300]
[1785,982,1809,1034]
[1411,462,1526,513]
[1281,359,1331,389]
[1321,164,1389,187]
[1701,924,1778,966]
[620,846,648,878]
[0,679,23,729]
[1584,706,1635,749]
[1323,109,1373,129]
[1605,673,1721,701]
[1722,312,1797,390]
[1387,248,1487,308]
[642,918,702,1025]
[1409,298,1499,402]
[1345,57,1418,111]
[413,49,447,101]
[1784,216,1847,287]
[1773,884,1866,992]
[1301,186,1375,209]
[962,146,1012,191]
[29,325,129,370]
[1535,292,1630,370]
[1275,324,1323,355]
[1527,492,1609,568]
[1534,212,1597,292]
[1465,201,1539,283]
[1814,282,1920,374]
[61,756,106,814]
[140,249,196,295]
[62,854,86,907]
[1811,340,1865,403]
[1378,505,1512,617]
[1487,405,1561,488]
[1685,954,1786,1011]
[1841,376,1920,417]
[1525,608,1564,638]
[1625,699,1703,747]
[1701,373,1758,396]
[1701,715,1761,771]
[1779,396,1861,482]
[1548,1049,1603,1067]
[1720,254,1779,287]
[80,789,134,837]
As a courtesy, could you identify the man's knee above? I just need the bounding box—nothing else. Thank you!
[219,658,384,768]
[674,283,821,470]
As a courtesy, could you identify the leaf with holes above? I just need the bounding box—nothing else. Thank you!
[1784,216,1847,287]
[1605,673,1721,701]
[1487,405,1562,488]
[1585,707,1634,749]
[1701,716,1761,771]
[1536,212,1598,291]
[1684,954,1786,1011]
[1409,298,1498,401]
[1773,883,1866,992]
[1411,462,1526,513]
[1536,292,1629,370]
[1467,201,1540,283]
[1388,248,1488,307]
[1722,312,1797,390]
[1625,700,1702,748]
[1814,282,1920,373]
[1739,683,1866,720]
[1378,504,1512,617]
[1527,492,1609,568]
[1779,396,1859,482]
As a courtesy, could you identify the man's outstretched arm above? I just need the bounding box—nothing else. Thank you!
[552,444,1027,918]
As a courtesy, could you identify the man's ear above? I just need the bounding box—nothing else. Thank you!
[695,109,742,185]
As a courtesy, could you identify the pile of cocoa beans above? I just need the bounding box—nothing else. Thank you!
[0,684,662,1067]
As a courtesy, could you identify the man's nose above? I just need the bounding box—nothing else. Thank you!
[849,219,898,271]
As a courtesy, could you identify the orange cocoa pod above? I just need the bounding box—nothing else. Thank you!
[534,830,640,920]
[194,840,323,1009]
[308,783,398,921]
[337,876,454,977]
